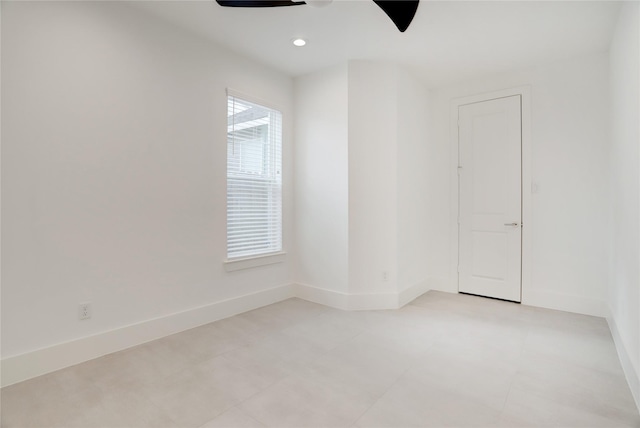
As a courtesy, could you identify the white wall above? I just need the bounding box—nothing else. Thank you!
[347,61,399,296]
[294,65,349,294]
[4,0,620,389]
[293,61,431,306]
[608,1,640,407]
[428,53,611,316]
[396,69,430,293]
[1,1,294,360]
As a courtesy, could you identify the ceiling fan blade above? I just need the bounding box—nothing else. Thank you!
[216,0,304,7]
[372,0,419,32]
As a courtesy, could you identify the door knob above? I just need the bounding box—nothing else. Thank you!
[504,222,519,227]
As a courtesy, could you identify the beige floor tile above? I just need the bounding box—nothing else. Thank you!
[523,304,613,338]
[511,350,639,424]
[355,374,501,427]
[60,339,193,392]
[265,298,331,322]
[156,317,261,364]
[523,325,623,375]
[240,375,375,427]
[234,306,297,334]
[137,355,275,427]
[220,328,330,381]
[406,347,516,412]
[1,374,102,428]
[348,324,437,358]
[64,390,177,428]
[199,406,266,428]
[295,338,412,400]
[425,326,526,376]
[3,294,639,428]
[235,298,329,335]
[279,311,366,352]
[501,385,640,428]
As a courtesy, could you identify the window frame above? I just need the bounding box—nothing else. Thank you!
[224,89,285,269]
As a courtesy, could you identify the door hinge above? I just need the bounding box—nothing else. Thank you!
[457,265,461,273]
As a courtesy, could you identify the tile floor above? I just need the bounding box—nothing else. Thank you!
[2,291,640,428]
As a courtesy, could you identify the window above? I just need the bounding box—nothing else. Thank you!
[226,92,282,260]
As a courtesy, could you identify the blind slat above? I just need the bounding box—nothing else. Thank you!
[227,94,282,259]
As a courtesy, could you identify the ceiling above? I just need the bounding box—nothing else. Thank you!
[131,0,621,87]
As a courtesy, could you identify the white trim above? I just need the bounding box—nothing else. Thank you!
[398,280,431,307]
[224,251,287,272]
[523,289,608,318]
[3,282,439,388]
[1,283,295,388]
[450,86,532,304]
[226,88,283,113]
[607,313,640,413]
[1,274,614,389]
[294,283,349,310]
[294,282,431,311]
[294,283,396,311]
[226,93,283,261]
[8,275,612,389]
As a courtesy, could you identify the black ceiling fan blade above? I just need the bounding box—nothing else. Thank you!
[216,0,304,7]
[372,0,419,32]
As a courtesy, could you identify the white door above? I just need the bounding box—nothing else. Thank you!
[458,95,522,302]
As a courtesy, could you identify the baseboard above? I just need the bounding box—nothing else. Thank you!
[607,313,640,412]
[295,280,430,311]
[294,283,349,310]
[1,283,295,388]
[398,280,431,307]
[7,279,611,388]
[522,289,608,317]
[294,283,399,310]
[3,281,437,388]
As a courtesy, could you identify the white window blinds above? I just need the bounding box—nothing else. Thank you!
[227,92,283,259]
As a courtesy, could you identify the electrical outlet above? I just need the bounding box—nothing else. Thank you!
[382,271,388,281]
[78,302,92,320]
[531,182,540,194]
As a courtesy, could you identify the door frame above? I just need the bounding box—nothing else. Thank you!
[449,86,532,303]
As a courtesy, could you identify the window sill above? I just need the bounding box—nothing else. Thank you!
[224,251,287,272]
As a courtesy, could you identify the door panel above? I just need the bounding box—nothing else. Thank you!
[458,95,522,302]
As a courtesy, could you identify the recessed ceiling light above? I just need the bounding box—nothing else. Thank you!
[292,38,306,47]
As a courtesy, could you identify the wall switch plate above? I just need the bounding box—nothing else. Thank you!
[78,302,92,320]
